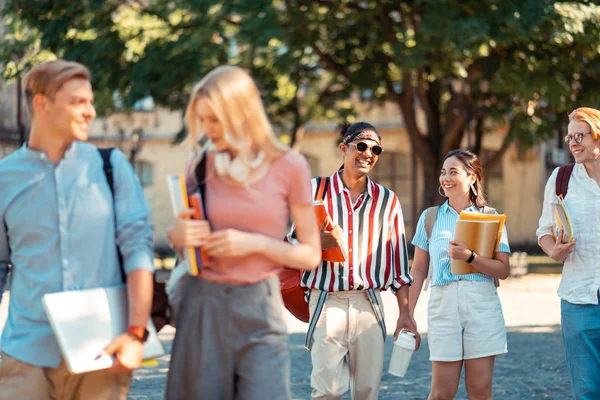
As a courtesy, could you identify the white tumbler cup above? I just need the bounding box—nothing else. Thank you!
[388,330,416,377]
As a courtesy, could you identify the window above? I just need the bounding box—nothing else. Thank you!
[133,160,153,188]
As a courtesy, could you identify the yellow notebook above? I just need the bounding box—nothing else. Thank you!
[452,220,500,274]
[458,211,506,251]
[453,211,507,275]
[553,196,574,243]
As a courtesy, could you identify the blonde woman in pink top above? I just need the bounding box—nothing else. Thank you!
[164,66,321,400]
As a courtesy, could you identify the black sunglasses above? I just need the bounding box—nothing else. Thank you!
[348,142,383,156]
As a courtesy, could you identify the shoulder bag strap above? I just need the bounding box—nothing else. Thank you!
[422,206,439,291]
[424,206,439,239]
[98,147,126,283]
[556,163,575,199]
[482,206,497,214]
[193,151,209,220]
[314,176,328,201]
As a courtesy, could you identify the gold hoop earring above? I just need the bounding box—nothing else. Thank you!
[438,185,447,197]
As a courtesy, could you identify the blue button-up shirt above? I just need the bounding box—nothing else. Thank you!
[0,141,154,367]
[412,201,511,287]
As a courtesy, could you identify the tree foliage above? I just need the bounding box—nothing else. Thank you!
[272,0,600,205]
[1,0,353,145]
[2,0,600,208]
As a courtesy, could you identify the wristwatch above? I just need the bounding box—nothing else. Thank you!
[127,325,149,343]
[466,250,476,264]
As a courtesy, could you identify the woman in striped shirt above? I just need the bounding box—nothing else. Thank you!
[409,149,511,400]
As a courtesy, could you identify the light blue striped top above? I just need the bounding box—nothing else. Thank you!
[411,201,511,286]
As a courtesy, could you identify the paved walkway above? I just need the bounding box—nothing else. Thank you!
[130,325,569,399]
[128,274,571,399]
[0,274,574,399]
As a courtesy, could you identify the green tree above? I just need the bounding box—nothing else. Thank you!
[272,0,600,208]
[3,0,600,210]
[0,0,353,148]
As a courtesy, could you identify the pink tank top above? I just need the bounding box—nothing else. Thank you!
[186,150,312,284]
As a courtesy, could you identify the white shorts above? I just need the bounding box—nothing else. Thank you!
[427,280,507,362]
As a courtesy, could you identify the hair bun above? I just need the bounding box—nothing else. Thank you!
[339,122,352,138]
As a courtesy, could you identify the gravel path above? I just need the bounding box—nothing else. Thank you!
[129,325,570,399]
[0,274,573,399]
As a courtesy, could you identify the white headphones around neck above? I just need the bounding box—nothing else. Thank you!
[213,151,266,184]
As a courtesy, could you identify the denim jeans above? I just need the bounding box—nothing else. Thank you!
[561,299,600,400]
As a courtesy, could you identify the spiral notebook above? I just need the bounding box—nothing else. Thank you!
[42,285,165,374]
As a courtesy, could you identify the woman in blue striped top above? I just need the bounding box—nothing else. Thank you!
[409,149,511,400]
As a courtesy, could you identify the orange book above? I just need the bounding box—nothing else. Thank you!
[166,174,210,276]
[314,201,348,262]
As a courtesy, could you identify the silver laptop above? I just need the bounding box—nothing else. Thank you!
[43,285,165,374]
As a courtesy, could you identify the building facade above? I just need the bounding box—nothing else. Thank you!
[0,80,568,253]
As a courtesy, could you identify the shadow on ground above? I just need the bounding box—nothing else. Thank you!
[288,326,570,399]
[130,325,570,400]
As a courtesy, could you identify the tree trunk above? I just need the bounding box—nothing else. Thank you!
[422,159,445,209]
[390,74,452,213]
[290,124,305,150]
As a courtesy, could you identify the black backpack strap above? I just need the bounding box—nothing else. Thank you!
[556,164,575,199]
[291,176,329,241]
[313,177,321,200]
[98,148,115,194]
[315,176,331,202]
[321,177,330,202]
[98,147,126,283]
[193,151,209,220]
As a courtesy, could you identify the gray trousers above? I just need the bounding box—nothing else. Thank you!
[165,276,290,400]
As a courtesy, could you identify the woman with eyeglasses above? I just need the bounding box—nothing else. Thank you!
[538,107,600,399]
[164,65,321,400]
[408,149,511,400]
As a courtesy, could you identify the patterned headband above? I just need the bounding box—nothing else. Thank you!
[343,130,381,145]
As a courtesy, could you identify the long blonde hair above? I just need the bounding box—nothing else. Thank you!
[185,65,288,159]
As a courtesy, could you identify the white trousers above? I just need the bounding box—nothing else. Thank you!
[309,290,384,400]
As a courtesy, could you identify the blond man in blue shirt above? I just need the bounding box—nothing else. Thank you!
[0,60,154,400]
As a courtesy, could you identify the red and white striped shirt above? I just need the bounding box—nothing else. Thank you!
[297,171,412,292]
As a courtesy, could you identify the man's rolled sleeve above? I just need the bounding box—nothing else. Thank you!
[0,218,10,304]
[111,150,155,275]
[391,202,413,292]
[536,168,559,245]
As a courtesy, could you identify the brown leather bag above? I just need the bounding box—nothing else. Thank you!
[279,177,329,323]
[279,266,310,322]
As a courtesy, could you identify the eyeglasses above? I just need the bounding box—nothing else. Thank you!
[347,142,383,156]
[564,131,592,145]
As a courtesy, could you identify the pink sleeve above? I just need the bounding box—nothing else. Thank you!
[284,151,313,206]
